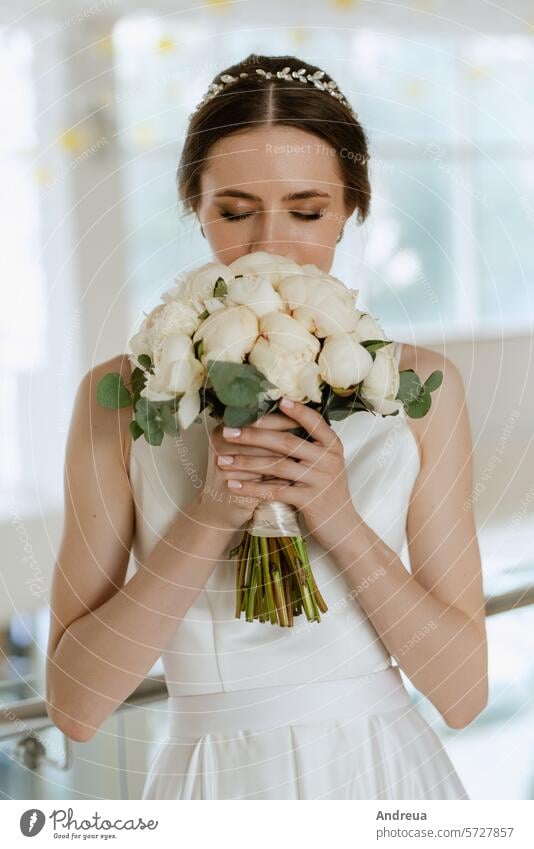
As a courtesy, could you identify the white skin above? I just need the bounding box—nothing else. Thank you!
[46,123,487,743]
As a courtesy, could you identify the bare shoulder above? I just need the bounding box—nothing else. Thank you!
[77,353,133,478]
[398,343,467,465]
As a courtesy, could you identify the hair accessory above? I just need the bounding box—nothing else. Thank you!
[189,66,357,119]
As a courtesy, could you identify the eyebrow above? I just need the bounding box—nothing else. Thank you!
[213,189,332,202]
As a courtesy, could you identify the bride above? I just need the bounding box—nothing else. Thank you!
[45,54,488,800]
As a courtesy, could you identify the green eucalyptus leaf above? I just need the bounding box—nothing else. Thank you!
[143,423,164,446]
[424,370,443,393]
[207,360,266,407]
[223,405,259,427]
[198,309,209,320]
[160,404,179,436]
[397,369,422,406]
[134,396,158,430]
[360,339,392,355]
[96,373,132,409]
[129,419,144,440]
[137,354,153,373]
[130,367,146,405]
[405,387,432,419]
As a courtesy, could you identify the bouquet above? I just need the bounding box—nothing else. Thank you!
[96,252,442,627]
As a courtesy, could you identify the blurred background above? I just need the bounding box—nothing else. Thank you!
[1,0,533,800]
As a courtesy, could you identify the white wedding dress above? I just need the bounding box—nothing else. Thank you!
[129,341,469,800]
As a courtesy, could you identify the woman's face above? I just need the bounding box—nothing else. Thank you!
[196,125,350,272]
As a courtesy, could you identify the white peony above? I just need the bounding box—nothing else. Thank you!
[248,339,318,402]
[202,297,227,315]
[248,313,321,401]
[225,273,284,317]
[228,251,302,289]
[256,311,320,358]
[162,261,233,314]
[177,390,201,430]
[318,333,374,389]
[129,303,165,355]
[152,298,201,339]
[140,333,205,428]
[360,346,403,415]
[192,304,258,365]
[158,333,205,394]
[297,361,323,403]
[353,312,387,343]
[278,272,361,337]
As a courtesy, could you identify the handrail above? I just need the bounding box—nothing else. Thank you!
[0,583,533,743]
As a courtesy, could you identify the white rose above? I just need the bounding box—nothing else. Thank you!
[278,272,360,337]
[192,305,258,365]
[353,312,387,342]
[163,261,233,313]
[257,311,320,358]
[318,333,374,389]
[229,251,302,289]
[225,273,284,317]
[360,346,403,414]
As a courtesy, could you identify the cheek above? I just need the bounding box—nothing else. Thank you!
[203,219,246,264]
[292,220,338,269]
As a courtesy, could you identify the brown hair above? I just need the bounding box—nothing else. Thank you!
[177,54,371,226]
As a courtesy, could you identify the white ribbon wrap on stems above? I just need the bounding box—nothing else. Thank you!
[246,500,301,538]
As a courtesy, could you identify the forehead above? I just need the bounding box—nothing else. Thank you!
[200,125,344,199]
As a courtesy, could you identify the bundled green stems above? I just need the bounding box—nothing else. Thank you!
[230,533,329,626]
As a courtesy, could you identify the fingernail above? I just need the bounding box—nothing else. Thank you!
[218,455,234,465]
[280,397,294,409]
[228,479,242,489]
[223,427,241,438]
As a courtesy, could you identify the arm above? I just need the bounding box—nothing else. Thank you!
[45,358,235,743]
[331,352,488,728]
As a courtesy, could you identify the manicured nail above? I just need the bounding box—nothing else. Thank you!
[223,427,241,438]
[280,397,294,408]
[228,479,242,489]
[218,455,234,465]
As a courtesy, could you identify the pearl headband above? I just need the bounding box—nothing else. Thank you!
[189,66,357,120]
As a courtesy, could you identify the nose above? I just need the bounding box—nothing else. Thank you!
[249,208,293,256]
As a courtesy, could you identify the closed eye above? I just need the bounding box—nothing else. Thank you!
[219,210,323,222]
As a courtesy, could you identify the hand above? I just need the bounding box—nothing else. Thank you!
[216,397,359,553]
[196,415,295,533]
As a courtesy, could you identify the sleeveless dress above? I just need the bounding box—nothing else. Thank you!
[129,341,469,800]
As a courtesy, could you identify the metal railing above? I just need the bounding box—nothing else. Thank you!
[1,582,533,756]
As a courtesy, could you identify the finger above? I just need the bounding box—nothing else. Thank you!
[218,453,317,484]
[222,424,319,464]
[211,432,282,458]
[250,411,299,430]
[222,470,266,481]
[226,478,306,507]
[278,397,340,449]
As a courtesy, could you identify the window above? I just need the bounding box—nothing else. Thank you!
[111,20,534,341]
